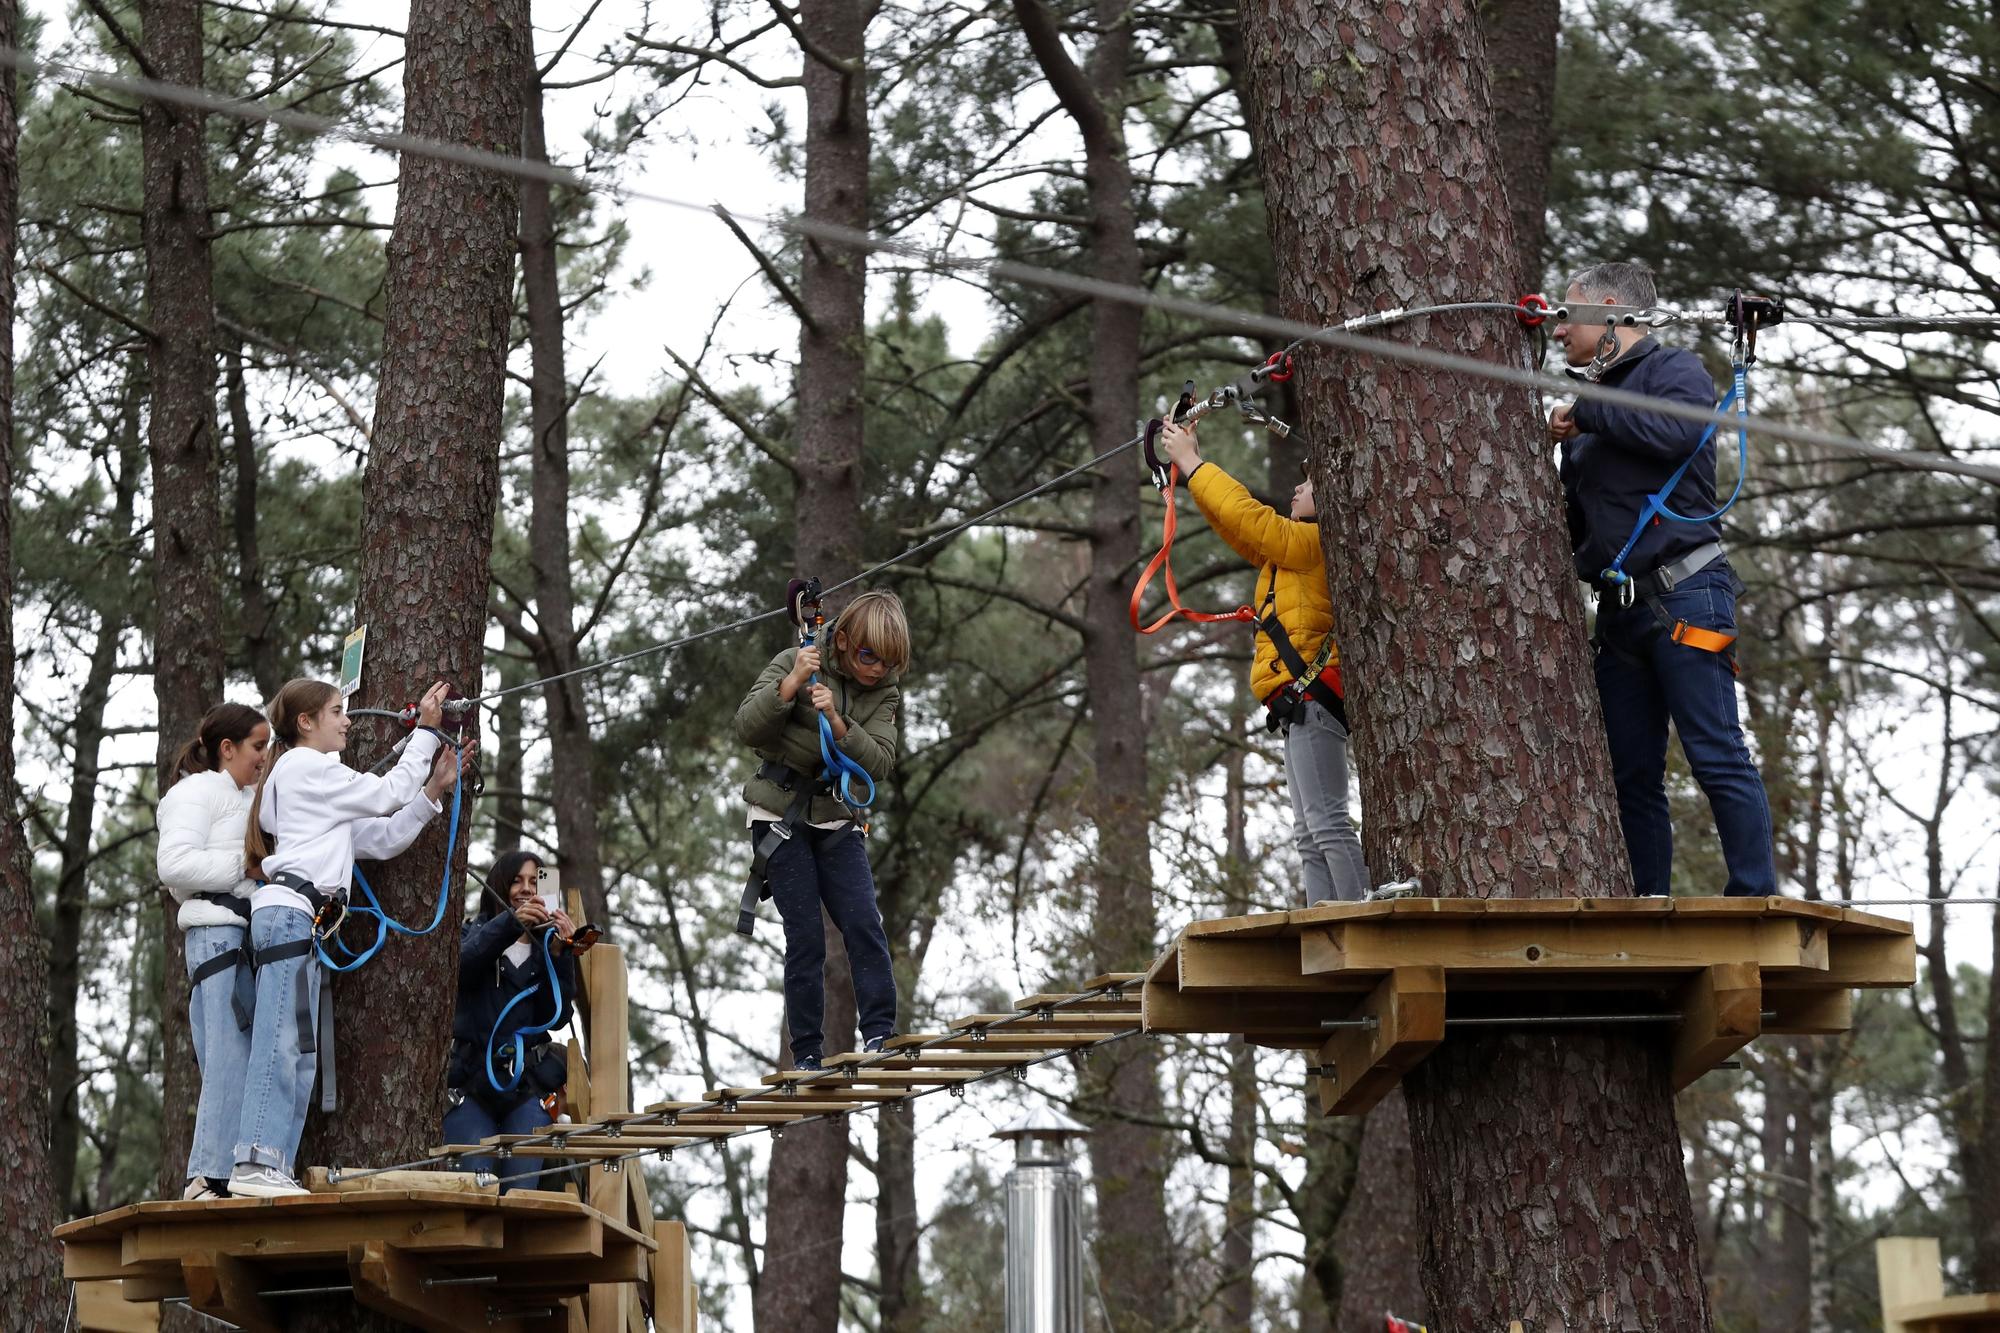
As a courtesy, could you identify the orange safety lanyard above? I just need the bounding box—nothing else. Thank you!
[1127,463,1258,634]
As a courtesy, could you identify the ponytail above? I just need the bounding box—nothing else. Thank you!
[246,679,339,868]
[167,702,267,790]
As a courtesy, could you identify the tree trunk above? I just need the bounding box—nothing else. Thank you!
[1475,0,1559,290]
[49,423,142,1213]
[226,339,284,700]
[140,0,226,1210]
[1333,1093,1427,1329]
[292,3,524,1326]
[0,2,64,1314]
[754,4,870,1328]
[1221,691,1256,1330]
[1013,3,1177,1324]
[1237,2,1711,1325]
[877,1095,923,1331]
[519,69,607,923]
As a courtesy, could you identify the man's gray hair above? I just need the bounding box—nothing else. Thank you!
[1566,261,1658,309]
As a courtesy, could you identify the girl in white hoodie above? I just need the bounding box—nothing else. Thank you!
[230,677,469,1198]
[157,703,270,1201]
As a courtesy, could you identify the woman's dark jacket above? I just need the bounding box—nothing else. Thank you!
[448,909,577,1101]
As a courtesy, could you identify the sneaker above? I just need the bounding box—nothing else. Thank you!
[863,1034,893,1054]
[228,1165,309,1198]
[180,1178,227,1202]
[793,1055,824,1072]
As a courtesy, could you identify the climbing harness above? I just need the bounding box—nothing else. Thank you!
[1590,293,1782,668]
[484,924,567,1096]
[735,578,877,936]
[186,893,258,1033]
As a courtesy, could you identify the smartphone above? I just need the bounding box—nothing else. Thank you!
[535,864,562,916]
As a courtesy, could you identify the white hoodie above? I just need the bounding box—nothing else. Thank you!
[156,769,257,930]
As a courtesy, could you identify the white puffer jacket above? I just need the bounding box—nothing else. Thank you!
[157,769,257,930]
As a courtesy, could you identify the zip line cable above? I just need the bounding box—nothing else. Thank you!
[9,46,1998,483]
[10,45,2000,717]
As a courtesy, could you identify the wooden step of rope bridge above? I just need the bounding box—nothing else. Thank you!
[1142,895,1916,1115]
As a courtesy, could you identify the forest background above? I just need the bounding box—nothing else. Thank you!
[8,0,1999,1329]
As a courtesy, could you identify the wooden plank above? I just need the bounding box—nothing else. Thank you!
[306,1166,496,1196]
[1879,1236,1946,1333]
[119,1274,187,1302]
[1178,935,1373,993]
[1765,987,1853,1036]
[1318,966,1447,1116]
[1145,942,1180,987]
[825,1051,1032,1071]
[1796,932,1917,989]
[76,1280,161,1333]
[948,1013,1135,1031]
[1837,905,1915,936]
[181,1251,280,1333]
[1890,1294,2000,1328]
[1143,985,1362,1037]
[64,1240,130,1281]
[1077,972,1144,990]
[653,1220,698,1333]
[123,1207,504,1264]
[567,1036,592,1123]
[506,1214,604,1262]
[1012,993,1146,1013]
[1670,963,1763,1090]
[1180,910,1295,939]
[1298,916,1827,977]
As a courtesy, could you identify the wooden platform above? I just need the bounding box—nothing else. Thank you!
[57,1187,656,1332]
[1143,897,1916,1115]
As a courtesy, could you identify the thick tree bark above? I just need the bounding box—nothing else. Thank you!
[754,4,870,1328]
[0,3,64,1315]
[140,0,226,1210]
[292,4,524,1326]
[519,71,607,922]
[1237,2,1711,1325]
[226,340,284,700]
[1332,1093,1427,1329]
[1013,3,1178,1325]
[1475,0,1560,290]
[49,425,142,1214]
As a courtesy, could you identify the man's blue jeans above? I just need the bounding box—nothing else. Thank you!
[185,923,253,1182]
[234,905,319,1174]
[1593,566,1778,897]
[757,823,898,1063]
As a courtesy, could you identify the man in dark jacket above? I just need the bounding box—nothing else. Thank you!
[1551,261,1777,897]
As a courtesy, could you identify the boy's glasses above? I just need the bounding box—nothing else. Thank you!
[855,645,883,667]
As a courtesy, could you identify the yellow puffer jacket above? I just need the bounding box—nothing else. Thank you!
[1185,461,1341,702]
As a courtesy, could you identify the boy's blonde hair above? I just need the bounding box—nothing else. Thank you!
[830,589,911,675]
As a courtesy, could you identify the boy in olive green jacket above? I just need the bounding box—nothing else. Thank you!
[734,589,909,1070]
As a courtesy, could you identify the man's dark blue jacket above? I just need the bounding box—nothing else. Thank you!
[449,907,577,1096]
[1558,337,1723,584]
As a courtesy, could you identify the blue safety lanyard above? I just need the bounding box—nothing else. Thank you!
[1599,360,1750,588]
[801,624,876,812]
[485,924,566,1094]
[315,765,466,973]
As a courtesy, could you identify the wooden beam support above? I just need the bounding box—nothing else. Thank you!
[124,1208,503,1264]
[1299,916,1828,978]
[349,1240,508,1331]
[1175,934,1362,993]
[1765,986,1853,1036]
[180,1251,280,1333]
[76,1280,164,1332]
[653,1220,698,1333]
[1317,966,1446,1116]
[1143,984,1361,1037]
[1878,1236,1945,1333]
[1670,963,1763,1091]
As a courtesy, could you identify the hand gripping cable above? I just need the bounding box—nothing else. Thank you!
[788,578,876,813]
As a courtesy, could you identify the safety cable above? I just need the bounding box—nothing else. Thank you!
[7,43,1994,488]
[484,924,567,1095]
[329,974,1141,1183]
[314,768,467,972]
[11,45,1999,720]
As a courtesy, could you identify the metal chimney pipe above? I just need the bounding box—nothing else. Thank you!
[994,1108,1091,1333]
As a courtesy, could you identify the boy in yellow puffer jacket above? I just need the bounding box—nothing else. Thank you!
[1160,420,1369,903]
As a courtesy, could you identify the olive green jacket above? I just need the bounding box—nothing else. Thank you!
[735,647,900,823]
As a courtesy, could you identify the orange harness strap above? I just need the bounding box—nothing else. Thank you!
[1669,620,1740,675]
[1128,464,1258,634]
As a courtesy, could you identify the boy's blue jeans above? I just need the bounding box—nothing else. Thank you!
[185,923,253,1182]
[443,1094,549,1191]
[758,823,898,1063]
[1592,566,1778,897]
[234,905,320,1174]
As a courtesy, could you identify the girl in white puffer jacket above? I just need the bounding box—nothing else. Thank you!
[156,702,269,1200]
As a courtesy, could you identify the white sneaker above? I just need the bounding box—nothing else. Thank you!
[227,1165,308,1198]
[180,1178,226,1202]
